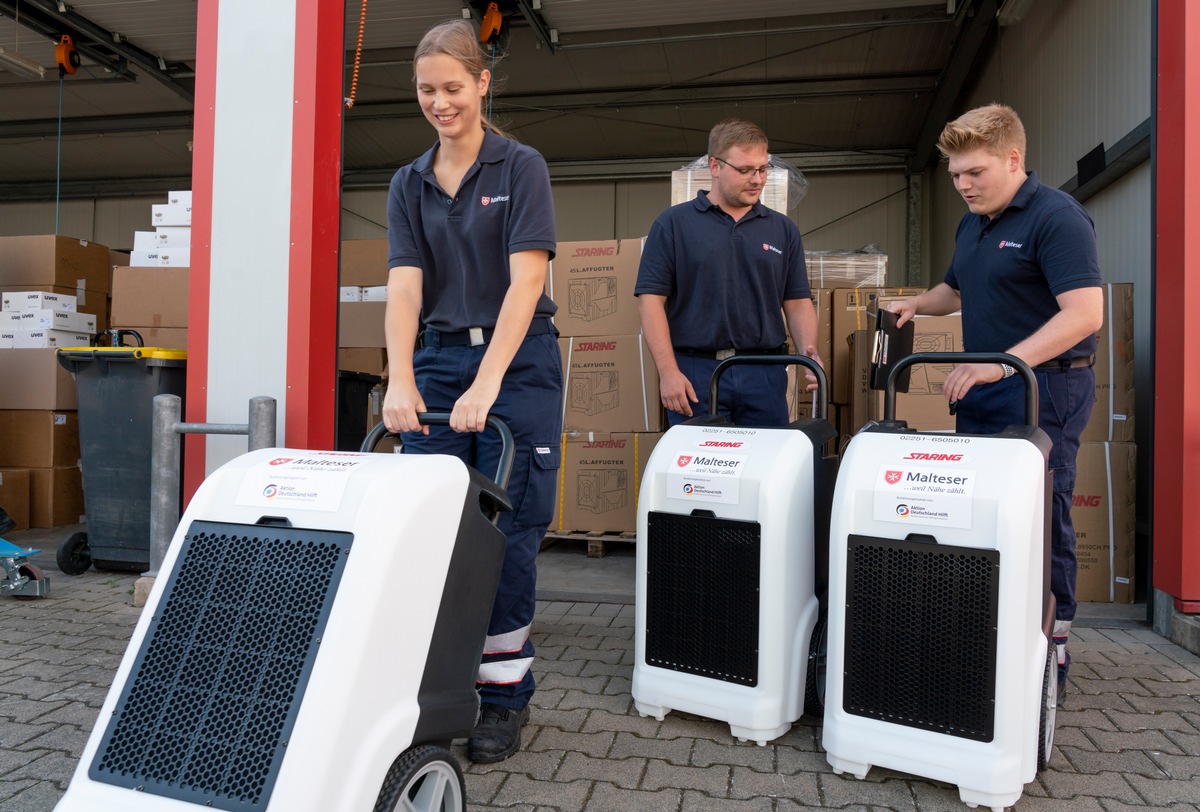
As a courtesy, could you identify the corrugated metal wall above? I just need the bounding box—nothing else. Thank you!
[925,0,1153,557]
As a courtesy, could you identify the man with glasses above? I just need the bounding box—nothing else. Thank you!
[636,118,820,426]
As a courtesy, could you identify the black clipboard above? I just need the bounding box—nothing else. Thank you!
[869,308,915,392]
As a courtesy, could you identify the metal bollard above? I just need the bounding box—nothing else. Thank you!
[146,394,183,578]
[143,395,278,586]
[248,395,277,451]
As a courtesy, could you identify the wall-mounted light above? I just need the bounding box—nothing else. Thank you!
[997,0,1035,26]
[0,46,47,80]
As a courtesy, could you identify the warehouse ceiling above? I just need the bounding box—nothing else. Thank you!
[0,0,1006,200]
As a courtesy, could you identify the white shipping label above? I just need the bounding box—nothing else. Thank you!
[235,453,370,512]
[873,463,976,529]
[666,451,747,505]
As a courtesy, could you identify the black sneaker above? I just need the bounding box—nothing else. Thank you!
[467,703,530,764]
[0,506,15,536]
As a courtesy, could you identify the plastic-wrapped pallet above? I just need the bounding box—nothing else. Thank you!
[805,249,888,288]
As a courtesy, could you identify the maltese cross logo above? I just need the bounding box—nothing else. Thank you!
[676,455,693,467]
[885,470,903,485]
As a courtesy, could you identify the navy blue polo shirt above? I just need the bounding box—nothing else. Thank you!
[634,191,810,351]
[944,171,1101,360]
[387,130,558,332]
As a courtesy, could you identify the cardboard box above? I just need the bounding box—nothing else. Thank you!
[0,411,79,469]
[548,239,643,337]
[1083,282,1135,443]
[113,326,188,349]
[0,468,31,532]
[831,287,925,404]
[338,348,388,376]
[361,285,388,302]
[16,309,96,334]
[29,465,84,529]
[0,236,111,306]
[110,267,189,328]
[13,329,93,349]
[560,334,662,433]
[1072,441,1136,603]
[3,290,77,312]
[551,432,663,534]
[168,190,192,207]
[0,331,12,349]
[134,228,192,251]
[846,315,962,434]
[130,248,191,268]
[151,203,192,227]
[0,348,78,409]
[340,239,390,287]
[338,302,386,347]
[340,286,362,302]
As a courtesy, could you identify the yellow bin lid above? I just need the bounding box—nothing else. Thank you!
[56,347,187,360]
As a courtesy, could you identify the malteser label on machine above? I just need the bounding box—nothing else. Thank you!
[667,452,747,505]
[872,463,976,529]
[235,453,370,512]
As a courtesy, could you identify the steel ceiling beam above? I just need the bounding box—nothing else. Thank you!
[345,71,942,122]
[0,110,192,138]
[0,0,194,102]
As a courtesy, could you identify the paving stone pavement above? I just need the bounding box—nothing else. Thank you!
[2,537,1199,812]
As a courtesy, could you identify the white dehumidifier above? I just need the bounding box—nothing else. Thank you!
[633,356,837,745]
[54,414,513,812]
[822,353,1058,812]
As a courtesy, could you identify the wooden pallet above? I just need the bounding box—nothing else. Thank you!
[543,530,637,558]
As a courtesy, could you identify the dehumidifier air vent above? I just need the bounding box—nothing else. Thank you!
[843,534,999,742]
[88,520,353,811]
[645,511,760,686]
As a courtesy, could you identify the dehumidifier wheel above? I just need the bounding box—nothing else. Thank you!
[56,532,91,576]
[804,605,829,717]
[374,743,465,812]
[1037,640,1058,771]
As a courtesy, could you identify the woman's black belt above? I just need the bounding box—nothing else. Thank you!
[424,317,556,348]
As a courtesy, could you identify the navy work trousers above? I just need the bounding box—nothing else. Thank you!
[953,366,1095,626]
[669,352,791,427]
[403,331,564,709]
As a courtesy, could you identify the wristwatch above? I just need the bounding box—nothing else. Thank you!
[1000,363,1015,379]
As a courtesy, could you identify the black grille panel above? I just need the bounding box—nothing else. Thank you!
[645,511,761,686]
[843,534,999,742]
[89,520,352,810]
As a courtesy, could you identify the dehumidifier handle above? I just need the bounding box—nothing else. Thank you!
[882,352,1037,427]
[358,412,516,491]
[709,354,829,421]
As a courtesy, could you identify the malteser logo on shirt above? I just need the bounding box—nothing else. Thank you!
[762,243,783,255]
[480,195,511,206]
[998,239,1024,249]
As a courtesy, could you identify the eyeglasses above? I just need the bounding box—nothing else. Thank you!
[713,156,773,178]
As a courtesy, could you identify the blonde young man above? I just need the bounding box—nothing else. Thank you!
[887,104,1103,702]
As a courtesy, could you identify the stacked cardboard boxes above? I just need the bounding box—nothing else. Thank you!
[549,239,664,534]
[1085,283,1134,442]
[337,239,388,368]
[0,235,110,528]
[1073,441,1136,603]
[111,191,192,348]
